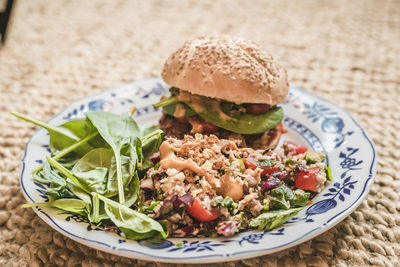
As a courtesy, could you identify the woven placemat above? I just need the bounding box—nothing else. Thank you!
[1,0,399,266]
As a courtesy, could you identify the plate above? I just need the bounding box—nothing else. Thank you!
[20,78,377,263]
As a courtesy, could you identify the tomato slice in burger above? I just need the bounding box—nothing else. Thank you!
[284,141,308,155]
[186,198,219,222]
[245,104,271,115]
[295,167,320,191]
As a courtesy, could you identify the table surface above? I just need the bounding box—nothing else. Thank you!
[0,0,399,266]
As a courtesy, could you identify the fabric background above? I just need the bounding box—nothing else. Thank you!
[0,0,399,266]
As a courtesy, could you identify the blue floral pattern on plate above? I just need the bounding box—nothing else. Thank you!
[19,78,377,263]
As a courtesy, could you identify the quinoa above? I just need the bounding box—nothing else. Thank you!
[140,134,329,237]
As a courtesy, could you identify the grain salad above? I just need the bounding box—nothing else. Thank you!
[140,134,331,237]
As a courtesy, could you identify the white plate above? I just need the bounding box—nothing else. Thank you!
[20,78,377,263]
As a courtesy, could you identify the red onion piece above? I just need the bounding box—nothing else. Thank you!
[153,174,161,182]
[173,193,194,208]
[261,177,281,192]
[163,194,177,203]
[271,171,287,180]
[216,221,240,237]
[181,225,194,235]
[140,178,154,191]
[150,152,160,165]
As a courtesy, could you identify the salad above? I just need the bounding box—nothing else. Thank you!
[13,110,331,240]
[141,134,330,237]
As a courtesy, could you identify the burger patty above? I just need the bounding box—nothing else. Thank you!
[158,113,287,149]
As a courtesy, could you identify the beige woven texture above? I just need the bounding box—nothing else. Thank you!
[0,0,399,266]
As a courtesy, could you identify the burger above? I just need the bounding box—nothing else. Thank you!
[153,35,289,149]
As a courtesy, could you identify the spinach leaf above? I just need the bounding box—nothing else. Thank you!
[162,102,196,118]
[71,148,134,198]
[138,129,164,172]
[32,132,100,174]
[107,154,135,195]
[270,183,295,210]
[249,207,303,230]
[142,125,160,137]
[47,157,91,194]
[272,183,295,200]
[23,198,90,216]
[121,137,141,174]
[11,112,95,155]
[122,171,140,208]
[56,156,81,170]
[270,195,290,210]
[71,148,112,195]
[33,162,74,199]
[290,189,310,207]
[86,111,140,204]
[67,182,92,204]
[49,198,90,215]
[93,193,167,240]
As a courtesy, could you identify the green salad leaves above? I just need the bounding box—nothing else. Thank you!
[14,111,165,241]
[249,207,303,231]
[251,183,310,231]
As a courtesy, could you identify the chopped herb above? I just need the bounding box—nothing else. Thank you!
[263,197,271,211]
[139,201,161,213]
[306,158,317,165]
[285,159,300,167]
[154,162,160,169]
[169,87,180,96]
[175,241,184,248]
[215,197,237,213]
[304,151,326,165]
[258,158,276,167]
[324,166,333,181]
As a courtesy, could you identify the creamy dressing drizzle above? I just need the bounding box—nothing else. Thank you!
[177,91,206,113]
[159,141,219,188]
[218,173,244,201]
[177,91,233,122]
[159,140,246,199]
[173,103,186,118]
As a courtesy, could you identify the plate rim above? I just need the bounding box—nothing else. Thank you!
[18,77,377,263]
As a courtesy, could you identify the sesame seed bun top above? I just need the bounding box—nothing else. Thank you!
[161,35,289,105]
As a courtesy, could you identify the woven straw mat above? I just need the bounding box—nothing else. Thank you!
[0,0,399,266]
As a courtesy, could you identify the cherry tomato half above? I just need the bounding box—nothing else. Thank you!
[260,166,280,176]
[244,157,280,176]
[284,141,308,155]
[186,198,219,222]
[244,158,258,169]
[295,167,320,191]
